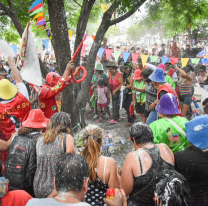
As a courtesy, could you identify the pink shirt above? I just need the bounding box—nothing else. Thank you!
[109,72,122,91]
[198,74,208,84]
[97,86,108,104]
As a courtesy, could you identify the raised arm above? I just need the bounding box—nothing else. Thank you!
[8,57,23,84]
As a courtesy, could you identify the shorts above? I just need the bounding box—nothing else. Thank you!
[179,94,192,106]
[97,102,108,108]
[135,102,145,115]
[143,109,150,118]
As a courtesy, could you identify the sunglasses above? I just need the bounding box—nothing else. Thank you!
[199,71,205,73]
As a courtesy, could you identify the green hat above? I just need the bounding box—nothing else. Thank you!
[106,61,119,69]
[94,63,104,71]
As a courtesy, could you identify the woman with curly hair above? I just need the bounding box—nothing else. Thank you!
[33,112,74,198]
[81,125,119,206]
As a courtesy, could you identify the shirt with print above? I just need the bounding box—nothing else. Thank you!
[145,82,157,111]
[132,80,146,103]
[97,86,108,104]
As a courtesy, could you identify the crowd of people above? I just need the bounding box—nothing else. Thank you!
[0,37,208,206]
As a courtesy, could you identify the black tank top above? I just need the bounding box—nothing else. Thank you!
[128,145,174,206]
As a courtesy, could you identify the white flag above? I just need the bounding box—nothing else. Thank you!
[20,23,42,86]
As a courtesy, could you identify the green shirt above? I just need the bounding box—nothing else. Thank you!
[150,116,190,153]
[165,75,176,89]
[92,72,108,83]
[132,80,146,103]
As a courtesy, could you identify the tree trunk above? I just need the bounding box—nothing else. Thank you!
[47,0,78,127]
[187,28,193,47]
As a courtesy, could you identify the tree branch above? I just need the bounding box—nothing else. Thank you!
[109,0,146,26]
[72,0,82,7]
[0,11,7,16]
[0,2,9,12]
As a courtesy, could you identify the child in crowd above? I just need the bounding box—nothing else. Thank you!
[131,69,146,122]
[96,78,111,122]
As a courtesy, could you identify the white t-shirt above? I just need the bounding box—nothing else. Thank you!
[26,198,91,206]
[1,82,29,104]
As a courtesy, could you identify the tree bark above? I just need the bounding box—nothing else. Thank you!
[187,28,193,47]
[47,0,78,127]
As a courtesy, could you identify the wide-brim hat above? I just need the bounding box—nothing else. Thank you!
[149,68,166,83]
[156,93,180,115]
[0,79,18,100]
[185,115,208,150]
[94,63,104,71]
[106,61,119,69]
[22,109,49,128]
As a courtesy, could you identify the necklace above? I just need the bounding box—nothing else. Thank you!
[56,192,82,202]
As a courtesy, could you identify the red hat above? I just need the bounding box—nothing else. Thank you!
[22,109,49,128]
[46,72,61,87]
[134,69,142,80]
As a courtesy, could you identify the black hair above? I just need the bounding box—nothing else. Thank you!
[55,153,89,193]
[182,66,191,74]
[96,78,105,87]
[186,64,194,72]
[141,68,153,79]
[198,65,206,71]
[130,122,153,145]
[202,98,208,106]
[154,169,190,206]
[186,44,190,48]
[137,57,142,63]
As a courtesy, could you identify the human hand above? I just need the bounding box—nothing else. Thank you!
[112,89,117,96]
[131,101,135,106]
[132,87,137,91]
[150,103,156,111]
[74,66,81,77]
[104,189,127,206]
[66,60,74,72]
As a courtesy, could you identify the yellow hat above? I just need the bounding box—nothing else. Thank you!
[0,79,18,100]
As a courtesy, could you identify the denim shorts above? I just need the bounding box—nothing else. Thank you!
[179,94,193,106]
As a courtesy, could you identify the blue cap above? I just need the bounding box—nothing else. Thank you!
[149,68,166,83]
[185,115,208,150]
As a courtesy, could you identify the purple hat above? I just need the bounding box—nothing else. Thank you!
[156,93,180,115]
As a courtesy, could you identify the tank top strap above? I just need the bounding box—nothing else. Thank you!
[103,157,107,184]
[138,145,161,167]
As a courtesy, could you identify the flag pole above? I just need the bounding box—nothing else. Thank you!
[16,22,30,67]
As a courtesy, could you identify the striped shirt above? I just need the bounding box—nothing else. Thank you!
[145,83,157,111]
[178,80,192,95]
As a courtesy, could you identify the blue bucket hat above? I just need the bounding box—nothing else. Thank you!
[156,93,180,115]
[185,115,208,150]
[148,68,166,83]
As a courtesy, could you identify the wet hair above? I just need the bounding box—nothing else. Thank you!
[202,98,208,106]
[141,68,153,79]
[154,169,190,206]
[43,112,72,143]
[198,65,206,71]
[130,122,153,145]
[81,125,103,183]
[18,127,36,135]
[186,64,194,72]
[55,153,89,193]
[202,98,208,114]
[96,78,105,87]
[186,44,190,48]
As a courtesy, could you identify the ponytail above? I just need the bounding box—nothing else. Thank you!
[81,125,103,183]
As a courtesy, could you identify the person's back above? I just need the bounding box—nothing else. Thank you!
[6,132,41,192]
[82,125,119,206]
[127,144,174,206]
[121,123,174,206]
[175,146,208,205]
[33,112,74,198]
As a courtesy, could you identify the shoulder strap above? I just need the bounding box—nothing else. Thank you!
[63,134,67,153]
[164,117,186,137]
[103,157,107,184]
